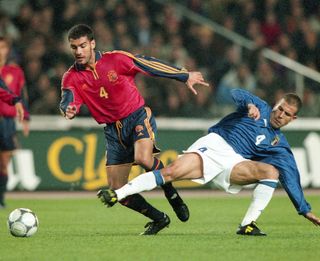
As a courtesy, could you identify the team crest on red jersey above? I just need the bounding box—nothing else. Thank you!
[107,70,118,83]
[135,125,144,136]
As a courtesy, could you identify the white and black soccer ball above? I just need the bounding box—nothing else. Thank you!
[7,208,39,237]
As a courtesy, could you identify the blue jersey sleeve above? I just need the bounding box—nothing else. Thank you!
[263,151,311,215]
[231,89,267,112]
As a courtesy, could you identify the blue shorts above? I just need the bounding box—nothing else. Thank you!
[0,117,17,151]
[104,106,160,165]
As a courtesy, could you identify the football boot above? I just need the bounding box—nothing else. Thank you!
[140,214,170,235]
[97,189,118,207]
[236,221,267,236]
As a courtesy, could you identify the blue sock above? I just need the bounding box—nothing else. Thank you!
[258,179,278,188]
[153,170,165,186]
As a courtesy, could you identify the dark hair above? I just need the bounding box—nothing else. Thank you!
[284,93,302,115]
[67,24,94,41]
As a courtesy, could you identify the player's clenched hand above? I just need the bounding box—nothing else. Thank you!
[186,72,210,95]
[305,212,320,226]
[248,103,260,120]
[65,105,77,120]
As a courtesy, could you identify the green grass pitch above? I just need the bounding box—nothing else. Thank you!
[0,192,319,261]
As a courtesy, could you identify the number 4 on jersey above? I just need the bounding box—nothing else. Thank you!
[255,135,266,145]
[100,87,108,98]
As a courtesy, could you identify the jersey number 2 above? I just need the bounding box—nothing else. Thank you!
[100,87,108,98]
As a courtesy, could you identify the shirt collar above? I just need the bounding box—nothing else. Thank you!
[74,51,102,71]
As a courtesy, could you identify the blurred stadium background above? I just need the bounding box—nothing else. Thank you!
[1,0,320,191]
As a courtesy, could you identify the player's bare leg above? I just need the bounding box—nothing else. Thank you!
[97,153,202,234]
[135,138,189,222]
[231,161,279,236]
[98,164,170,235]
[106,153,203,203]
[0,151,12,208]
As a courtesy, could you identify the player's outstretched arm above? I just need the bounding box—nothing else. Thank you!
[186,72,210,95]
[305,212,320,226]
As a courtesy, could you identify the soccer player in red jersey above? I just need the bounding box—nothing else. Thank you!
[60,24,209,235]
[0,36,29,208]
[0,87,24,121]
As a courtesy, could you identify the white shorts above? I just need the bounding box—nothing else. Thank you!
[183,132,248,194]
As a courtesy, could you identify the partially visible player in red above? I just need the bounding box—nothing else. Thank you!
[0,87,24,121]
[60,24,209,235]
[0,36,30,208]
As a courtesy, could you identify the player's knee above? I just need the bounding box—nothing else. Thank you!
[264,165,279,180]
[134,155,152,169]
[161,161,180,182]
[161,164,175,182]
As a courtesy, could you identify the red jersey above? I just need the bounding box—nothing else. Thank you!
[60,51,188,124]
[0,64,28,118]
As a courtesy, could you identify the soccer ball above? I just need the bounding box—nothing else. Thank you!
[7,208,39,237]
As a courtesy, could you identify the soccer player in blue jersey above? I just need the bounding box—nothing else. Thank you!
[98,88,320,236]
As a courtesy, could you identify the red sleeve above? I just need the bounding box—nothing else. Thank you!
[109,51,189,82]
[111,51,149,77]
